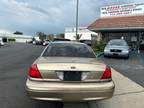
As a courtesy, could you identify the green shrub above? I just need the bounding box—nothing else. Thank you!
[8,39,16,42]
[92,39,107,53]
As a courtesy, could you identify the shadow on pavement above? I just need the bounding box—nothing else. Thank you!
[35,101,63,108]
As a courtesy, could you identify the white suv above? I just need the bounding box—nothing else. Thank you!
[0,40,4,46]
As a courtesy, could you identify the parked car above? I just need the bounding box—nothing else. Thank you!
[26,42,115,102]
[27,40,33,44]
[42,40,50,46]
[32,40,43,45]
[104,39,130,59]
[0,40,4,46]
[53,38,71,42]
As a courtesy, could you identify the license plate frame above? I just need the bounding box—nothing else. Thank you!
[64,71,82,81]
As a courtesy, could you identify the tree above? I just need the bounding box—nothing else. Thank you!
[14,31,23,35]
[59,33,64,38]
[74,34,82,41]
[47,34,54,41]
[36,32,47,41]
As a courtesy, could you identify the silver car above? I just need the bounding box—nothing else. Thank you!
[26,42,115,102]
[42,40,50,46]
[104,39,130,58]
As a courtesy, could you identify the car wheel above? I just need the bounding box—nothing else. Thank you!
[104,54,107,58]
[124,55,129,59]
[104,55,109,58]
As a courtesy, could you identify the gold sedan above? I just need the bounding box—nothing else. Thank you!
[26,42,115,102]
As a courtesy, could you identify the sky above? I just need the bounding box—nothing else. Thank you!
[0,0,143,35]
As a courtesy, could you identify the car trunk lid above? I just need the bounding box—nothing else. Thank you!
[34,57,107,81]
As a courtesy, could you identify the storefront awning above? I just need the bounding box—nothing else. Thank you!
[88,15,144,32]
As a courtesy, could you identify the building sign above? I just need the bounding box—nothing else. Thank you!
[101,3,144,18]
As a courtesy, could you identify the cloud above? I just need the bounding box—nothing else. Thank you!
[26,5,50,16]
[2,0,50,16]
[0,0,144,35]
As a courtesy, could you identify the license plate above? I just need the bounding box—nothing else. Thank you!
[113,53,118,56]
[64,71,82,81]
[56,71,88,81]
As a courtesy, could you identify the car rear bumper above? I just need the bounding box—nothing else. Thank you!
[26,79,115,102]
[104,52,129,57]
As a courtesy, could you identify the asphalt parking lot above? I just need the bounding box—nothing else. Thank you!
[0,43,92,108]
[98,51,144,87]
[0,43,63,108]
[0,43,144,108]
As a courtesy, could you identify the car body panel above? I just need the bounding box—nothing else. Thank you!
[33,57,106,81]
[26,79,114,101]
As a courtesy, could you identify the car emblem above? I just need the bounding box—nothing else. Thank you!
[71,66,76,69]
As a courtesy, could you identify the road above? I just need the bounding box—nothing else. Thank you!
[98,51,144,87]
[0,43,63,108]
[0,43,144,108]
[0,43,91,108]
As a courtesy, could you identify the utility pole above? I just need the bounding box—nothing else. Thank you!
[76,0,79,41]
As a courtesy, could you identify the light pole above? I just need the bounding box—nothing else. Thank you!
[76,0,79,41]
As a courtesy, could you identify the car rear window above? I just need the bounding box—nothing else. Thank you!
[108,40,127,46]
[42,43,96,58]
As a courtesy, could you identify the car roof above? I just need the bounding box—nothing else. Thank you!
[109,39,126,42]
[53,38,71,41]
[51,41,87,45]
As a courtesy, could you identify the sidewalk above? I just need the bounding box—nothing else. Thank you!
[89,69,144,108]
[64,68,144,108]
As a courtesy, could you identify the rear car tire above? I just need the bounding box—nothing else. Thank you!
[124,55,129,59]
[104,54,110,58]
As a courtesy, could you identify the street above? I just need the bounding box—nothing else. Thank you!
[0,43,63,108]
[0,43,144,108]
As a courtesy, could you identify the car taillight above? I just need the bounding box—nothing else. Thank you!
[29,64,42,78]
[101,66,111,79]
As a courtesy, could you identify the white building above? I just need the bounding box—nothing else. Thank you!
[65,27,98,41]
[0,33,33,43]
